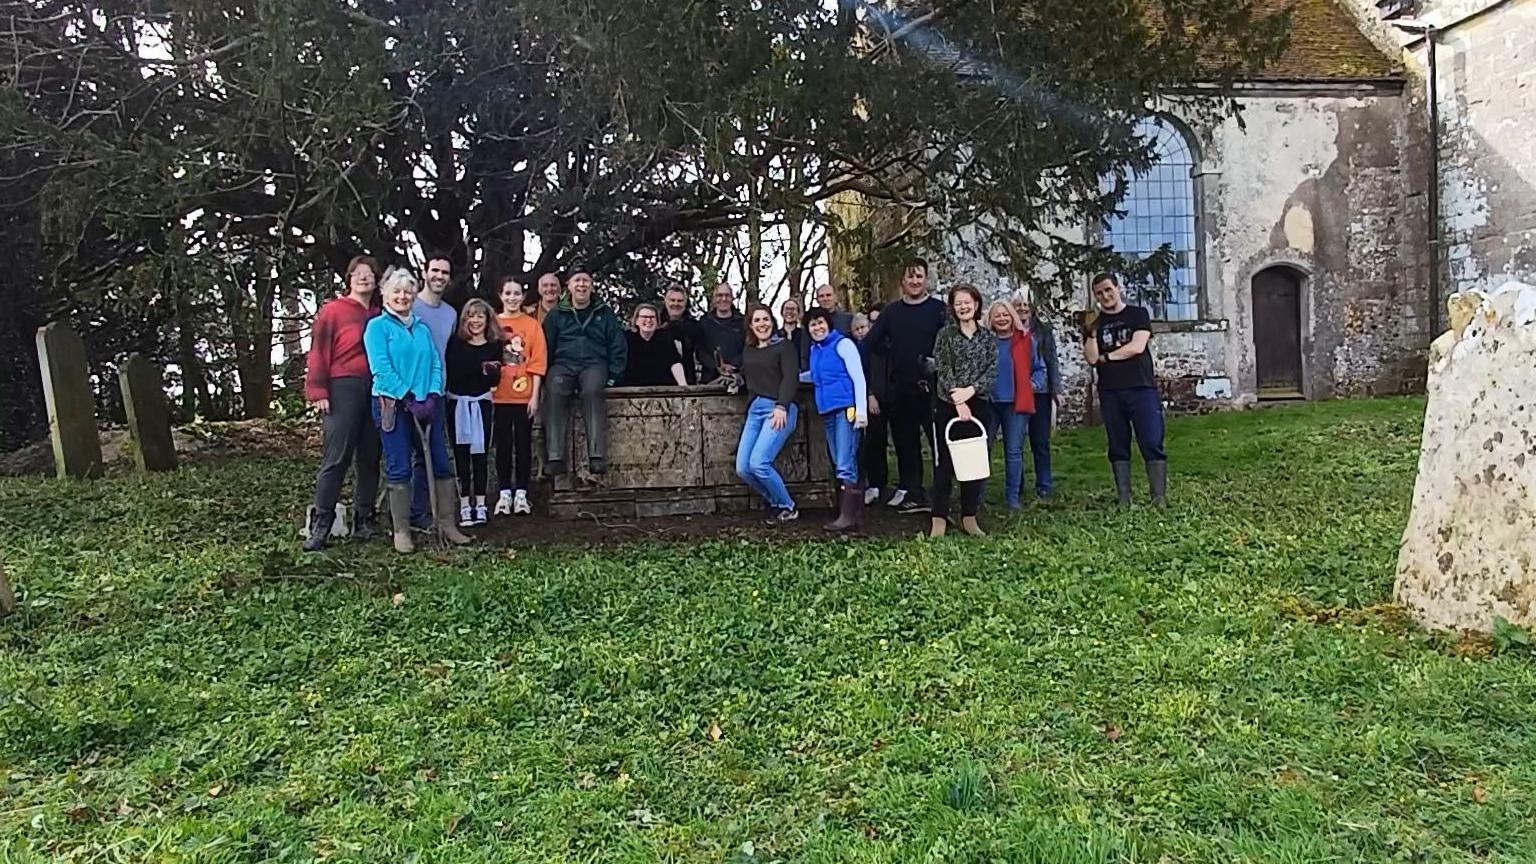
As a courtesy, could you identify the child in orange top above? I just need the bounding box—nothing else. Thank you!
[491,277,549,516]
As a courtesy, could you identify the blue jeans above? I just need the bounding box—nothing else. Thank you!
[410,449,430,522]
[736,397,798,510]
[988,401,1030,508]
[822,411,861,486]
[375,398,454,485]
[1028,395,1054,496]
[1099,386,1166,463]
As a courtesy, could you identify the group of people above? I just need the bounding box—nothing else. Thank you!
[301,252,1167,554]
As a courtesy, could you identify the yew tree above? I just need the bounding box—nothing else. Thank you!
[0,0,1287,442]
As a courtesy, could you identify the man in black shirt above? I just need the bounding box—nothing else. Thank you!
[861,258,948,513]
[1082,272,1166,506]
[660,284,700,384]
[696,282,746,384]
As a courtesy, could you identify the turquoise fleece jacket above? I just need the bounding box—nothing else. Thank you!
[364,311,445,400]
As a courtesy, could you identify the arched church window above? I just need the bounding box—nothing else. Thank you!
[1101,116,1202,320]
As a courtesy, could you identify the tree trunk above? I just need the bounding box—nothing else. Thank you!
[785,160,804,305]
[747,207,762,304]
[278,273,306,391]
[178,289,216,420]
[234,263,276,419]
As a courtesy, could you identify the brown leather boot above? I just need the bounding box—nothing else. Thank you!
[961,515,986,537]
[930,516,947,537]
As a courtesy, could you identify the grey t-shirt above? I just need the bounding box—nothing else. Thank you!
[413,296,458,360]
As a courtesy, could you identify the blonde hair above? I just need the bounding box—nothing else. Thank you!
[456,298,503,344]
[986,299,1022,332]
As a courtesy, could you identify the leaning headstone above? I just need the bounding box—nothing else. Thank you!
[1395,282,1536,632]
[35,323,103,479]
[119,353,178,472]
[0,556,15,617]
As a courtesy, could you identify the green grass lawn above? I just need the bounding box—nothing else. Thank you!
[2,397,1534,863]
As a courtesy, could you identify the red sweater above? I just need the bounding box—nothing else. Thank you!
[306,296,377,401]
[1003,331,1037,415]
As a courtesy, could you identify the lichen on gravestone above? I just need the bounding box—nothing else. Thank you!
[1396,282,1536,633]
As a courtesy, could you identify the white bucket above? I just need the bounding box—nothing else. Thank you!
[945,417,991,482]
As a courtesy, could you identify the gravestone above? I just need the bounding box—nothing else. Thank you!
[544,384,834,519]
[1396,282,1536,632]
[119,353,178,472]
[35,323,103,479]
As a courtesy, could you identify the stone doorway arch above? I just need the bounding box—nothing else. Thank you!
[1252,265,1306,398]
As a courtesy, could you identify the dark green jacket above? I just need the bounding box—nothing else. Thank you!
[543,301,628,382]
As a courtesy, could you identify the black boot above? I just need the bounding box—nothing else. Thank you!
[1147,460,1167,507]
[849,483,866,534]
[351,505,375,542]
[301,507,333,553]
[1111,461,1133,507]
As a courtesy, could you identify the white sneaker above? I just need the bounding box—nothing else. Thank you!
[864,486,881,505]
[473,504,489,525]
[887,488,908,508]
[513,489,532,515]
[494,490,513,516]
[458,505,474,527]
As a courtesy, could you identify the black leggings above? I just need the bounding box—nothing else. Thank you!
[860,410,889,490]
[449,400,494,499]
[494,403,534,493]
[930,397,993,519]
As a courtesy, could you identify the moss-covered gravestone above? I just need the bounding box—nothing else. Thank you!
[119,353,178,473]
[35,323,103,479]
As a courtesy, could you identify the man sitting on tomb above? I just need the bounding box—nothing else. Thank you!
[542,267,627,476]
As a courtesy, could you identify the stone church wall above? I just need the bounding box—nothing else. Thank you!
[939,86,1431,422]
[1419,1,1536,297]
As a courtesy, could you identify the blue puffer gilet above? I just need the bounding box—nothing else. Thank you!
[809,329,855,415]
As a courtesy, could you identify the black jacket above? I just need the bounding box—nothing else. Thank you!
[660,313,700,384]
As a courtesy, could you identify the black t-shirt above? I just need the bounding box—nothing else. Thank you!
[660,314,699,384]
[1093,305,1156,390]
[621,331,684,387]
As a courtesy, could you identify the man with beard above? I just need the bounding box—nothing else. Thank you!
[407,254,459,528]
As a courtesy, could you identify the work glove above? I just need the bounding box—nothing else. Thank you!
[406,394,437,424]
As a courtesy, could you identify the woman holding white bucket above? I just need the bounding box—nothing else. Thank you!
[929,284,997,538]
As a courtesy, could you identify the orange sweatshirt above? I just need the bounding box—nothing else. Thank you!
[492,312,549,403]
